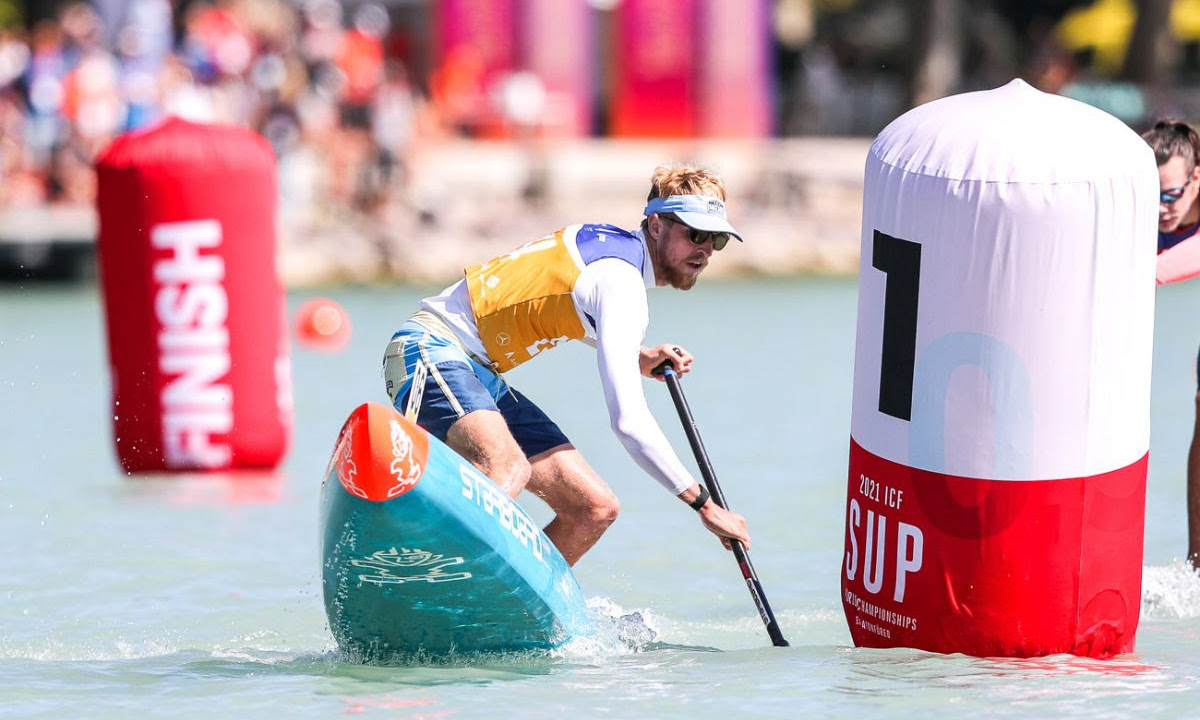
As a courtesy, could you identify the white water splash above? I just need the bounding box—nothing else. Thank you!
[1141,561,1200,619]
[552,597,663,659]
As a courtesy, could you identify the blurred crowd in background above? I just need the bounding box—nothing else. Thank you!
[1,0,1200,222]
[0,0,430,216]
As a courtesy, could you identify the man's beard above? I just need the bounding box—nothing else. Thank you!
[659,261,698,290]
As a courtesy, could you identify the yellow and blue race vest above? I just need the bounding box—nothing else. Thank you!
[465,224,645,372]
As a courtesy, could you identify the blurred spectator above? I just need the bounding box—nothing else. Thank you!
[430,43,485,137]
[23,17,68,172]
[61,44,124,155]
[333,2,386,210]
[1030,40,1079,95]
[111,0,172,131]
[0,24,27,89]
[337,3,385,113]
[370,58,418,208]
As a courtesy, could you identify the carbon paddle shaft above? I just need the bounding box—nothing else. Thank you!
[659,365,790,647]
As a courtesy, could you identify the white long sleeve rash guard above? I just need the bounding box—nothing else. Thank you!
[419,235,697,496]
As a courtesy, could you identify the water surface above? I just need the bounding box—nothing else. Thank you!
[2,276,1199,719]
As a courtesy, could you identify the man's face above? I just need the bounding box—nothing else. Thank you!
[1157,155,1200,232]
[652,216,715,290]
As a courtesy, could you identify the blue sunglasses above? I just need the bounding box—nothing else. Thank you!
[1162,177,1192,204]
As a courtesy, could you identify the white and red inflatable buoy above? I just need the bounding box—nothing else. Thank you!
[842,79,1158,658]
[96,117,292,473]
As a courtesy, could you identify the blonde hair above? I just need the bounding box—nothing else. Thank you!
[645,163,728,203]
[641,163,728,233]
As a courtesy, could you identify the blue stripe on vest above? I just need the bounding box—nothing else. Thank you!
[575,224,645,272]
[575,224,645,330]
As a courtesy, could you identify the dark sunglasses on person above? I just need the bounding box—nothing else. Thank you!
[666,216,730,251]
[1162,177,1192,205]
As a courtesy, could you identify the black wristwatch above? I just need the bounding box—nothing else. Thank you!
[688,485,710,511]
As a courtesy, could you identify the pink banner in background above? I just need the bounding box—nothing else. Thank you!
[434,0,517,135]
[524,0,593,137]
[611,0,696,138]
[698,0,772,137]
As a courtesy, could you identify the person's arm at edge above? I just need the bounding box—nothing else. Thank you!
[1157,233,1200,284]
[578,259,750,549]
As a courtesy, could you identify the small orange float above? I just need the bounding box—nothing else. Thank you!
[295,297,352,352]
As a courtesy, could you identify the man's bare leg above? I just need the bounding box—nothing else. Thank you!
[526,443,619,566]
[1188,392,1200,569]
[445,416,616,565]
[445,409,531,497]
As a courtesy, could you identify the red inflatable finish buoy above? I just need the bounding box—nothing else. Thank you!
[95,117,292,473]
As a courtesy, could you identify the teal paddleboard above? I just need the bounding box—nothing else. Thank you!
[320,402,593,660]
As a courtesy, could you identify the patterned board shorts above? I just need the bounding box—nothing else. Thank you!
[382,319,571,458]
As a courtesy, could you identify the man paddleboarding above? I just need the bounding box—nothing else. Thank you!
[382,163,751,565]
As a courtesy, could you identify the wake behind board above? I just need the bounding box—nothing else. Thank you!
[320,402,592,660]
